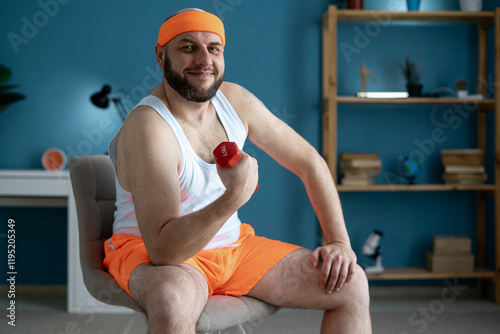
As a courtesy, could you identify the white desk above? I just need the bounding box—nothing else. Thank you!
[0,170,130,313]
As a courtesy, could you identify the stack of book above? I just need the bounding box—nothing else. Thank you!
[441,148,487,185]
[339,153,382,186]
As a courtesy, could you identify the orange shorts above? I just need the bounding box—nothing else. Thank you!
[103,223,302,298]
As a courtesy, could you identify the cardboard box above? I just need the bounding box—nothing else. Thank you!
[433,235,471,255]
[426,252,474,273]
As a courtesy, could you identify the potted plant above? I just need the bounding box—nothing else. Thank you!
[455,78,468,98]
[0,65,25,113]
[398,56,425,97]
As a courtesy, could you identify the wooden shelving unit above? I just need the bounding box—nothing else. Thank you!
[337,96,496,106]
[338,183,496,192]
[335,9,496,25]
[322,5,500,303]
[367,267,496,280]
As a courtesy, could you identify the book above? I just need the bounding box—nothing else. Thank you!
[444,165,485,174]
[442,173,487,184]
[339,152,381,185]
[342,174,376,181]
[339,153,379,160]
[441,156,484,166]
[441,148,484,165]
[341,176,376,186]
[441,148,486,184]
[340,159,382,168]
[340,166,382,174]
[441,148,483,155]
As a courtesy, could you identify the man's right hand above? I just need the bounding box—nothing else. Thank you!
[216,150,259,205]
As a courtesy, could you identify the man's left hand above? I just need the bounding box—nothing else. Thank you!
[310,242,357,294]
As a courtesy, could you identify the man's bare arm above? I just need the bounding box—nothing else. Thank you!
[117,106,258,266]
[222,82,356,293]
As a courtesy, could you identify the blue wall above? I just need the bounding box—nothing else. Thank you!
[0,0,497,284]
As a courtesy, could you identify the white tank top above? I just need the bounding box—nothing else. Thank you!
[108,90,247,250]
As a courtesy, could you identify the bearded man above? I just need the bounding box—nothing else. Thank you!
[103,8,371,334]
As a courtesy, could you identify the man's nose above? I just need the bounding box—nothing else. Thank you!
[195,48,212,66]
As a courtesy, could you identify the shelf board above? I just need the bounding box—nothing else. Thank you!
[337,184,496,192]
[367,267,496,280]
[336,96,495,107]
[336,10,495,27]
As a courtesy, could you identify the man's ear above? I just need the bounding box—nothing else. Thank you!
[155,44,166,69]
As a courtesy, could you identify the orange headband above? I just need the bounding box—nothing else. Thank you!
[157,11,225,47]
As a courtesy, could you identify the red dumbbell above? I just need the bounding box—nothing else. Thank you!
[213,142,258,192]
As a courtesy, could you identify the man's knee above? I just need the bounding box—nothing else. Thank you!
[132,265,208,330]
[146,280,207,334]
[147,283,190,323]
[343,264,370,306]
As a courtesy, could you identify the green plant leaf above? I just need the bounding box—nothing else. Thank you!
[399,56,424,84]
[0,93,25,107]
[0,84,19,93]
[398,63,407,82]
[0,65,11,83]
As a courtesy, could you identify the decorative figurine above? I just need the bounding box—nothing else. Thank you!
[359,62,376,95]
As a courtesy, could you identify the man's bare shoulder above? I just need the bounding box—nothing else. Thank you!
[219,82,266,131]
[220,81,257,105]
[119,104,175,141]
[118,104,178,160]
[116,103,181,190]
[122,105,162,130]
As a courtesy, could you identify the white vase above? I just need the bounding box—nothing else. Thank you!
[457,90,469,99]
[459,0,483,11]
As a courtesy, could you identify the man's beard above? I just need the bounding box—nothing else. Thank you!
[163,55,224,103]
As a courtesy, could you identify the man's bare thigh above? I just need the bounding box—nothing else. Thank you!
[246,248,357,310]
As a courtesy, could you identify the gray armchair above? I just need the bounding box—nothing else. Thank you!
[69,155,279,333]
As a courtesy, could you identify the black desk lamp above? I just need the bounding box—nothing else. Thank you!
[90,84,128,121]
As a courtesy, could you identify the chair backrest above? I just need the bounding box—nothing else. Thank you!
[69,155,141,311]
